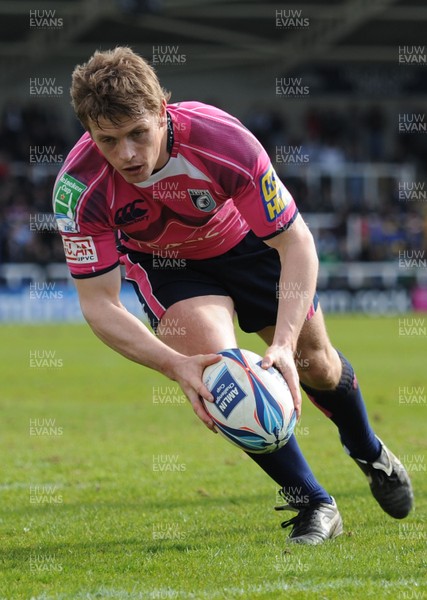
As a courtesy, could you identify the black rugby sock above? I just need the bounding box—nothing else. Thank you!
[301,350,381,462]
[247,434,332,506]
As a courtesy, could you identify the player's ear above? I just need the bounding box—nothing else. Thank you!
[157,99,167,127]
[85,118,94,138]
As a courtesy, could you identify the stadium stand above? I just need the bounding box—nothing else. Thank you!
[0,101,424,267]
[0,0,426,317]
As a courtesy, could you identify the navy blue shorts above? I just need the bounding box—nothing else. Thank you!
[122,231,318,333]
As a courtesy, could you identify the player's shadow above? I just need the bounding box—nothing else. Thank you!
[0,492,276,565]
[0,538,200,563]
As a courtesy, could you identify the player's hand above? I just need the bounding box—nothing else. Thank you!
[169,353,221,432]
[261,345,302,420]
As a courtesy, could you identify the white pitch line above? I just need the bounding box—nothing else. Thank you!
[27,579,426,600]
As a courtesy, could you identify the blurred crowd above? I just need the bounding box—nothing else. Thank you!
[0,101,426,267]
[0,102,75,265]
[244,104,426,263]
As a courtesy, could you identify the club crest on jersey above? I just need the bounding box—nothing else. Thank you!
[188,189,217,212]
[260,167,289,222]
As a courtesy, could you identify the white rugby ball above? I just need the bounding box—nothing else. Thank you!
[202,348,296,454]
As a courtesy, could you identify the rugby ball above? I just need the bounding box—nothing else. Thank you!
[202,348,296,454]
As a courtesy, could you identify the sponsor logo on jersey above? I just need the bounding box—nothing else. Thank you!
[56,216,78,233]
[54,173,87,232]
[114,199,149,225]
[62,236,98,264]
[188,189,217,212]
[260,167,289,222]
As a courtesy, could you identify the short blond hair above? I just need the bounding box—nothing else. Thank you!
[70,47,171,130]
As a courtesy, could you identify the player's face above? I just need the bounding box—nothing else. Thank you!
[90,102,168,184]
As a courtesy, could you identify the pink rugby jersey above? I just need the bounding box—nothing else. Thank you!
[53,102,298,278]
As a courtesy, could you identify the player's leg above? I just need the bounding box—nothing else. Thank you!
[156,295,237,354]
[298,306,413,518]
[259,305,414,519]
[158,295,342,544]
[295,306,382,460]
[126,247,342,543]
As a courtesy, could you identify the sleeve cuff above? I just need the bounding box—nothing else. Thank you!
[71,261,120,279]
[260,208,299,241]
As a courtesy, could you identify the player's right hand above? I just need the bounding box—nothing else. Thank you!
[169,353,221,432]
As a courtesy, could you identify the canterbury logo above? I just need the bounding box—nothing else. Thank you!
[114,200,148,225]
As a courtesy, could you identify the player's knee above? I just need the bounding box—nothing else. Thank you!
[298,347,340,390]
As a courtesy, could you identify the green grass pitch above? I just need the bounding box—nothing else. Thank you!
[0,315,425,599]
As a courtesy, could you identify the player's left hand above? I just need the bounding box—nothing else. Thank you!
[261,345,302,420]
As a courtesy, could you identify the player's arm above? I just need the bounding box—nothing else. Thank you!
[74,266,219,429]
[262,213,319,418]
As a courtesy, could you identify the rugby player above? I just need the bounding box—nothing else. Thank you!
[53,47,413,544]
